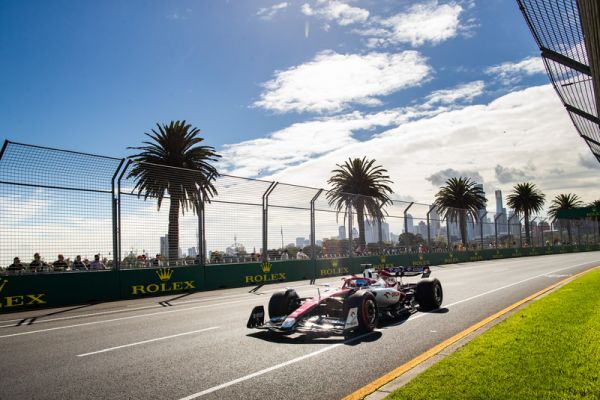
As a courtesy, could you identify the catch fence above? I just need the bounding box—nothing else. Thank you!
[1,140,599,273]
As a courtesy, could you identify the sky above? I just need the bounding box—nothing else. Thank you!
[1,0,599,211]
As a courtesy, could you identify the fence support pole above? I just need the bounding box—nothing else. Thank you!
[445,216,451,251]
[479,211,487,249]
[115,160,132,268]
[426,205,436,253]
[197,199,205,267]
[111,159,125,270]
[310,189,323,260]
[508,213,517,247]
[530,217,537,246]
[403,202,414,236]
[262,182,278,263]
[494,212,504,248]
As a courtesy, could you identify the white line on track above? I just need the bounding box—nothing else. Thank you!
[176,261,594,399]
[77,326,219,357]
[0,284,315,328]
[0,298,248,339]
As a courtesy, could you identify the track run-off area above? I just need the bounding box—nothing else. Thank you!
[1,252,598,400]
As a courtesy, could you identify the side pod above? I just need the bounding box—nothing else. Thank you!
[247,305,265,328]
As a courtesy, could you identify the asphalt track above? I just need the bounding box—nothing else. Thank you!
[0,252,598,400]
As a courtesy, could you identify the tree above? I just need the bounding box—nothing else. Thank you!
[326,157,393,248]
[506,183,545,246]
[128,121,220,265]
[434,177,486,246]
[548,193,583,243]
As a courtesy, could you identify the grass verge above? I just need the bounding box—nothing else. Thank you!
[387,268,600,400]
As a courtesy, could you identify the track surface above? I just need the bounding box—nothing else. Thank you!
[1,253,598,400]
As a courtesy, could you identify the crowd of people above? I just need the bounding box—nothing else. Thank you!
[2,253,108,274]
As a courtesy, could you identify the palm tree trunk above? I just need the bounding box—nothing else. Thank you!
[356,207,366,248]
[168,195,180,266]
[566,220,572,243]
[459,210,468,246]
[524,210,530,245]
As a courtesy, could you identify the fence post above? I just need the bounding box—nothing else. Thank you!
[403,202,414,237]
[494,212,504,248]
[445,216,451,251]
[310,189,323,258]
[111,159,125,270]
[348,201,354,257]
[262,182,277,263]
[310,189,323,279]
[116,160,132,268]
[426,205,435,253]
[508,213,517,247]
[197,198,205,267]
[479,211,487,249]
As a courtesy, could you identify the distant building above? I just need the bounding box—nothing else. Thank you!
[160,235,169,259]
[296,237,306,248]
[381,221,390,242]
[405,214,414,234]
[188,247,197,257]
[429,207,441,237]
[338,226,346,240]
[495,190,508,234]
[390,232,399,243]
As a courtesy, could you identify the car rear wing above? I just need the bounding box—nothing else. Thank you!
[362,264,431,279]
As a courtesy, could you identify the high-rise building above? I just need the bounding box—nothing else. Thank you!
[405,214,414,234]
[295,237,306,248]
[495,190,508,234]
[429,207,441,237]
[160,235,169,259]
[188,247,197,257]
[381,221,390,242]
[338,226,346,240]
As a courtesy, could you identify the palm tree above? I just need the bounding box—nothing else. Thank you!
[506,183,545,246]
[128,121,220,265]
[548,193,583,243]
[326,157,393,248]
[434,177,486,246]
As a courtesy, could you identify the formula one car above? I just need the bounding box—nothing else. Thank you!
[247,264,443,336]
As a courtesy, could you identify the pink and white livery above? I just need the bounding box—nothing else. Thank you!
[247,264,443,336]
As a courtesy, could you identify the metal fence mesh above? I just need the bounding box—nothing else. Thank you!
[1,140,599,273]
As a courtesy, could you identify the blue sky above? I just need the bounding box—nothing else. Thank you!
[1,0,598,205]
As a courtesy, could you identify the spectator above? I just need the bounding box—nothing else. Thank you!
[29,253,48,272]
[7,257,25,274]
[52,254,68,272]
[296,249,308,259]
[72,255,87,271]
[280,249,289,260]
[89,254,105,270]
[152,254,162,267]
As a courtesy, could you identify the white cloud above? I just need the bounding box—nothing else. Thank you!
[301,1,369,26]
[254,50,432,113]
[423,80,484,108]
[219,110,405,177]
[229,84,600,211]
[485,56,546,85]
[257,2,289,20]
[359,1,465,48]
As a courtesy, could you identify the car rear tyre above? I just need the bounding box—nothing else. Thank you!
[268,289,300,318]
[346,292,378,333]
[415,278,443,311]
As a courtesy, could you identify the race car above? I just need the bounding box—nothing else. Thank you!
[246,264,443,336]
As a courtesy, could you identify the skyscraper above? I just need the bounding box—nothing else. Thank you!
[405,214,414,234]
[495,190,508,234]
[338,226,347,240]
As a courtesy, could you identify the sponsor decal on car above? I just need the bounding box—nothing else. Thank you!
[344,307,358,329]
[281,317,295,329]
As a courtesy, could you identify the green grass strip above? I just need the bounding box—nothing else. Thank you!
[387,268,600,400]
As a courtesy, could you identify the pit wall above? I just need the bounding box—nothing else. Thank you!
[1,244,598,313]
